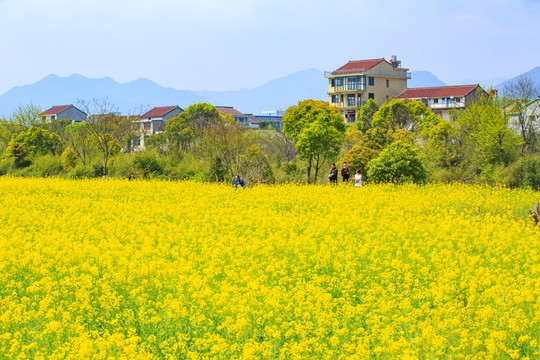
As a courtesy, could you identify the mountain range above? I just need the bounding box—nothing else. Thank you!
[1,66,539,118]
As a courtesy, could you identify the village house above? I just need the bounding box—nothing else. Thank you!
[397,84,485,120]
[135,106,183,148]
[325,56,410,123]
[40,105,87,123]
[216,106,250,127]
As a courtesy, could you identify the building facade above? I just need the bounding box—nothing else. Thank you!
[40,105,87,123]
[135,106,183,148]
[397,84,484,120]
[325,57,410,123]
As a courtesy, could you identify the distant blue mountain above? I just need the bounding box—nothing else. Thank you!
[0,70,327,117]
[408,71,446,88]
[1,66,538,118]
[0,74,205,117]
[195,68,327,114]
[497,66,540,94]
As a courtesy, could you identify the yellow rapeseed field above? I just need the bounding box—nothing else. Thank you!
[0,177,539,359]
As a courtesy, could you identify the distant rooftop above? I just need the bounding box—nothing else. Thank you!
[141,106,180,118]
[397,84,480,99]
[41,105,72,115]
[216,106,244,116]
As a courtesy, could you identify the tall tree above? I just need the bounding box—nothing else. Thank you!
[283,100,346,183]
[77,98,137,175]
[503,75,540,154]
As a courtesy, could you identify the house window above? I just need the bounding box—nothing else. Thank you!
[454,97,461,102]
[143,122,151,130]
[340,94,344,102]
[133,138,141,146]
[368,77,374,86]
[345,111,356,123]
[51,115,56,120]
[368,93,375,100]
[386,79,389,88]
[347,94,356,107]
[357,94,362,106]
[331,95,339,103]
[434,98,439,104]
[334,77,344,87]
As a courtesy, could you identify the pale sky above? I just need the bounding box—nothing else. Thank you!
[0,0,539,94]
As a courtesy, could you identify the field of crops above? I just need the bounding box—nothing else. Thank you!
[0,178,539,359]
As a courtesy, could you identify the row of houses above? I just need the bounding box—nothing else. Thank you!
[40,104,284,150]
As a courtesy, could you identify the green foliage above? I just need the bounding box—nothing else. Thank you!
[239,144,275,184]
[4,141,30,168]
[8,126,63,156]
[504,154,540,190]
[368,141,427,184]
[353,99,379,131]
[11,155,63,177]
[64,122,95,165]
[133,151,163,178]
[61,146,78,171]
[9,103,43,129]
[372,98,439,134]
[359,128,393,151]
[341,146,380,181]
[283,100,346,182]
[456,93,521,168]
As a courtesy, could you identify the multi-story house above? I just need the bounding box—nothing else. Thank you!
[40,105,87,123]
[397,84,485,120]
[325,57,410,123]
[135,106,183,148]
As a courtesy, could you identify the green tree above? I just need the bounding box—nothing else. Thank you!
[373,98,439,133]
[195,114,247,181]
[3,141,30,168]
[341,146,380,181]
[61,146,78,170]
[86,113,136,176]
[63,122,95,165]
[9,126,63,156]
[353,98,379,131]
[367,141,427,184]
[283,100,346,183]
[239,144,275,185]
[10,103,43,129]
[456,93,521,173]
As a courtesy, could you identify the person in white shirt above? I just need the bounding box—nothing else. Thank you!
[354,169,362,187]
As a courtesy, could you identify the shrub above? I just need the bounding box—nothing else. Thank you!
[61,146,78,171]
[341,146,380,182]
[504,154,540,190]
[368,141,427,184]
[133,152,163,179]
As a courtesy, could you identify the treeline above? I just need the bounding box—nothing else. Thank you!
[0,90,539,189]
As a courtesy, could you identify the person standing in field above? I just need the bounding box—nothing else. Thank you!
[328,163,338,185]
[341,162,350,182]
[233,175,245,189]
[354,169,362,187]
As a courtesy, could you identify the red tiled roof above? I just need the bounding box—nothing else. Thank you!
[397,85,479,99]
[141,106,179,118]
[333,58,385,74]
[216,106,244,116]
[41,105,71,115]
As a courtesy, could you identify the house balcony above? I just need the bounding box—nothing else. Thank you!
[429,102,465,109]
[329,84,366,92]
[330,101,365,109]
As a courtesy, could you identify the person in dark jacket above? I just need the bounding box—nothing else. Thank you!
[328,163,338,185]
[341,162,350,182]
